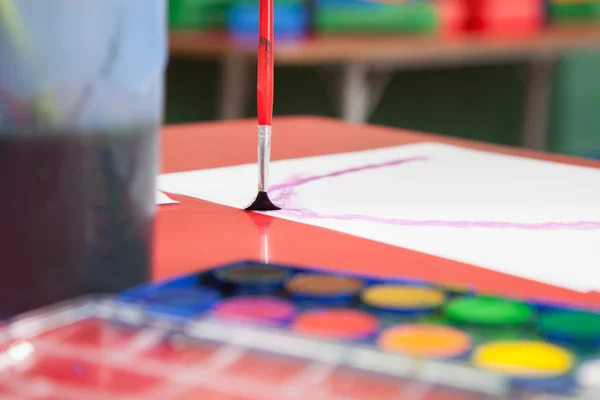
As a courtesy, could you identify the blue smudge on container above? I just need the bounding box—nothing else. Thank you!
[510,374,577,395]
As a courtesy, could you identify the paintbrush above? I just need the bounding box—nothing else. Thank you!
[245,0,280,212]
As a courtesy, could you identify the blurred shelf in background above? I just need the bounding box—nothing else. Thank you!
[170,24,600,65]
[170,24,600,151]
[167,0,600,152]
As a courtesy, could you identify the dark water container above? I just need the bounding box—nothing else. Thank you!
[0,0,167,316]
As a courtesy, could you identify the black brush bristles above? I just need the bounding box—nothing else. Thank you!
[245,191,281,212]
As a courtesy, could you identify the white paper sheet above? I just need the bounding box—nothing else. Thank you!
[158,143,600,292]
[156,189,178,205]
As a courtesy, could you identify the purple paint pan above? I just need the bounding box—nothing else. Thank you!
[211,296,297,325]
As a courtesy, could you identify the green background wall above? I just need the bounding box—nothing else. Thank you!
[165,55,600,157]
[549,52,600,157]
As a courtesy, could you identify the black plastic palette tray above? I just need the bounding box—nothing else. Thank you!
[118,260,600,398]
[0,296,511,399]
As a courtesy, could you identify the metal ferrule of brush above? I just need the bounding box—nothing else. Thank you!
[257,125,272,192]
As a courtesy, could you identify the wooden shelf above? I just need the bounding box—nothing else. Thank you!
[170,24,600,66]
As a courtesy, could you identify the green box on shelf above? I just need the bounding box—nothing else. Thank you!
[550,2,600,21]
[169,0,231,29]
[314,3,438,33]
[230,0,304,5]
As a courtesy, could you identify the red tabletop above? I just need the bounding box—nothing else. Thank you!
[157,116,600,309]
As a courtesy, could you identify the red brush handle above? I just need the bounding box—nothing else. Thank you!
[257,0,274,126]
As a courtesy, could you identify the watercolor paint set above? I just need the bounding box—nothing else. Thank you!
[117,260,600,398]
[0,297,507,400]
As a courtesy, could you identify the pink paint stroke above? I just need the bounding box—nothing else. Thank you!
[267,156,600,231]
